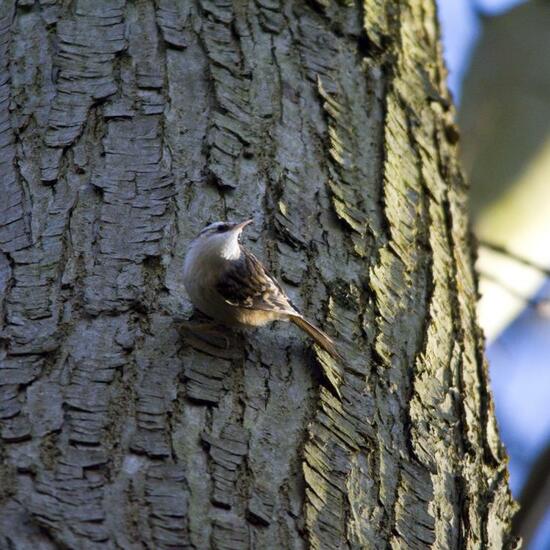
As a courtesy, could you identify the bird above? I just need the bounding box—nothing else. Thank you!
[183,219,341,360]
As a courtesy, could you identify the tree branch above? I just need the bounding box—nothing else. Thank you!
[479,240,550,277]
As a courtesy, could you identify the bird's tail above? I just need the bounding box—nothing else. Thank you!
[290,316,342,361]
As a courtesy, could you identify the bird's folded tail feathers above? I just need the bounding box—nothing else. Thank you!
[290,316,342,361]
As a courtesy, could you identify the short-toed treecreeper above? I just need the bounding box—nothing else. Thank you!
[183,220,341,360]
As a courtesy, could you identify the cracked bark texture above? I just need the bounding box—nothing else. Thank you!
[0,1,517,549]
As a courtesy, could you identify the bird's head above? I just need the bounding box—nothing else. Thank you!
[191,219,253,261]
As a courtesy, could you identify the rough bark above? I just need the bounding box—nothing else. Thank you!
[0,1,516,549]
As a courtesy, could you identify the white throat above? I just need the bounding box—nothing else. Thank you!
[218,233,242,260]
[187,231,242,272]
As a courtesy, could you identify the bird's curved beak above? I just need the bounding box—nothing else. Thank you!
[234,219,254,232]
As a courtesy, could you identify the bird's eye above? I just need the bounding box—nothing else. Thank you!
[217,224,228,232]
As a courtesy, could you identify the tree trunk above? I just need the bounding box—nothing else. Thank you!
[0,1,517,549]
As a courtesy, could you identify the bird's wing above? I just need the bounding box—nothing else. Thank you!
[216,249,297,314]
